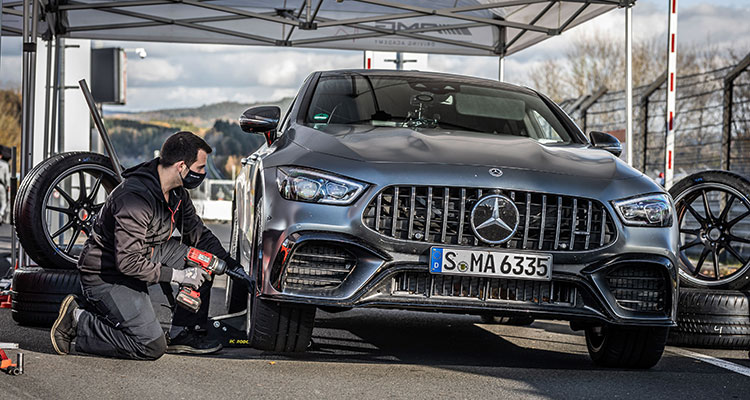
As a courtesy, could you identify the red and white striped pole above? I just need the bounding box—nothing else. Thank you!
[664,0,678,188]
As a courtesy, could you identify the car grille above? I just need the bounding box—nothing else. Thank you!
[363,186,616,251]
[606,264,667,313]
[393,271,578,306]
[282,242,356,290]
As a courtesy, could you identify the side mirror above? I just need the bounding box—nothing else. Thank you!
[589,131,622,157]
[239,106,281,145]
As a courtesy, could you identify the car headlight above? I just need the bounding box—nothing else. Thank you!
[276,167,367,205]
[612,193,673,227]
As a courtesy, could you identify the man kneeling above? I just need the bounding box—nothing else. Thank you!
[51,131,240,360]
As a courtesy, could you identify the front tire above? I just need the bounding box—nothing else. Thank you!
[225,196,247,313]
[585,325,668,369]
[244,193,316,352]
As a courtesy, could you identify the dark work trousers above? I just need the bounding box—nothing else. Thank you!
[75,239,213,360]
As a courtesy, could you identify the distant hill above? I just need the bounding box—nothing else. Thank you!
[103,98,288,177]
[106,97,294,129]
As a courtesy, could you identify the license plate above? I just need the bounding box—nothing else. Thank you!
[429,247,552,281]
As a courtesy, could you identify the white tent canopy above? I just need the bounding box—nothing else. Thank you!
[2,0,628,56]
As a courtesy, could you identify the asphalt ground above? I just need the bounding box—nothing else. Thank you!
[1,223,749,399]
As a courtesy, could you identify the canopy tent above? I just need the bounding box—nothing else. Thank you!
[1,1,629,56]
[1,0,637,179]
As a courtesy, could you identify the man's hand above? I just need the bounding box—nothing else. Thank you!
[171,266,209,289]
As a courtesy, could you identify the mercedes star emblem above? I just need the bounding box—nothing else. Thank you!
[470,194,519,244]
[489,168,503,177]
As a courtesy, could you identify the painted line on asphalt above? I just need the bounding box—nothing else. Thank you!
[669,347,750,377]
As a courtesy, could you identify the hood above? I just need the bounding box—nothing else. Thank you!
[289,125,641,180]
[121,158,170,204]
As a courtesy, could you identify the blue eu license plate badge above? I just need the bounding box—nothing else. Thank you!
[430,247,443,273]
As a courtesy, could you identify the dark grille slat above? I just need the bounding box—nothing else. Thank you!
[606,265,667,313]
[425,187,433,242]
[458,188,466,244]
[364,186,616,251]
[522,193,531,249]
[554,197,562,249]
[538,195,547,250]
[408,186,416,240]
[397,272,577,305]
[441,188,450,243]
[584,201,593,250]
[283,243,356,290]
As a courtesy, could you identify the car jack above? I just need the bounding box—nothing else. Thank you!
[207,310,250,347]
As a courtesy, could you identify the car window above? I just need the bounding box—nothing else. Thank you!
[304,74,573,144]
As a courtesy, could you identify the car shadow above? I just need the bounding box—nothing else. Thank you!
[211,308,600,373]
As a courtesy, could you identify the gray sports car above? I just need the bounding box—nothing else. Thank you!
[229,70,678,368]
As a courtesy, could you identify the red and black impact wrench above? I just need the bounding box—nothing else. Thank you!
[175,248,227,313]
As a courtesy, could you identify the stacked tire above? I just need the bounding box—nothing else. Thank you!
[11,152,119,327]
[668,170,750,350]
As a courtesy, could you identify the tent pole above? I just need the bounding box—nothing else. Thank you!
[625,4,633,165]
[664,0,678,188]
[49,37,61,157]
[43,39,53,159]
[498,56,505,82]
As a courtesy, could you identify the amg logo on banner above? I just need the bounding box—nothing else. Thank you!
[374,22,473,36]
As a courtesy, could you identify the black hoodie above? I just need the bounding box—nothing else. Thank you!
[77,158,228,284]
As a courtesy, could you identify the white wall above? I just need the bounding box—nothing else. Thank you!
[32,39,91,166]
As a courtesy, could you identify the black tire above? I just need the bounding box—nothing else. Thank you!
[585,325,668,369]
[480,314,535,326]
[225,196,248,313]
[670,170,750,290]
[14,152,119,270]
[10,267,81,327]
[668,288,750,349]
[245,193,316,352]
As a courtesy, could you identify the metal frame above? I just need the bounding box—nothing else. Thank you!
[2,0,628,56]
[1,0,637,267]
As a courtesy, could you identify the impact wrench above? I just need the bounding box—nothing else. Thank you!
[175,248,255,313]
[176,248,227,313]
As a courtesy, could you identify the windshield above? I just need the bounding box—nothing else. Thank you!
[305,74,573,144]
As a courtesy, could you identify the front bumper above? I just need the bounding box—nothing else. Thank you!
[252,170,679,327]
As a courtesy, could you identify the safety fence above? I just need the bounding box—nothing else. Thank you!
[559,52,750,180]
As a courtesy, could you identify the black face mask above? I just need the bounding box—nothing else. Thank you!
[181,167,206,189]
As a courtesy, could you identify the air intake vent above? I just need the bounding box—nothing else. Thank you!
[606,264,667,313]
[282,242,356,290]
[363,186,616,251]
[394,271,578,306]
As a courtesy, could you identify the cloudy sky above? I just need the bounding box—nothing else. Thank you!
[1,0,748,112]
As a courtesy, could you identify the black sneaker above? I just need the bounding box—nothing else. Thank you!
[51,294,79,355]
[166,330,223,355]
